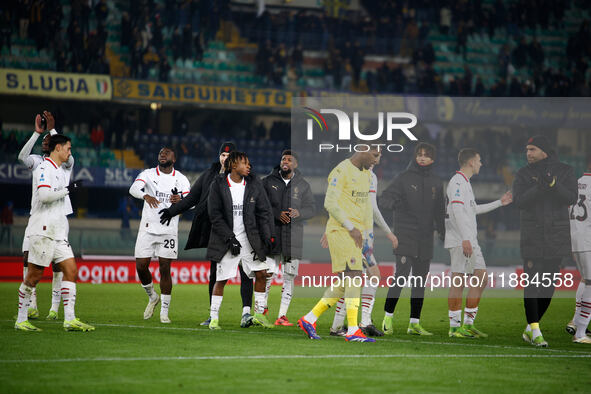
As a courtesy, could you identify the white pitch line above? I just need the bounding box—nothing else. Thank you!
[1,353,590,364]
[4,320,591,356]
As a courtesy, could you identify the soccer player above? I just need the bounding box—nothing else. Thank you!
[380,143,445,336]
[15,134,93,332]
[129,147,190,324]
[513,136,577,347]
[159,142,256,327]
[18,111,72,320]
[206,151,275,330]
[262,150,316,326]
[445,148,512,339]
[566,156,591,344]
[298,148,380,342]
[327,155,398,337]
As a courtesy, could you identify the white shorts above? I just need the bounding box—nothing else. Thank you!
[23,219,70,253]
[134,231,178,259]
[217,237,269,281]
[271,254,300,278]
[574,251,591,281]
[449,244,486,274]
[28,236,74,268]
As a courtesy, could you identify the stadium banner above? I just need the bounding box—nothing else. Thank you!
[112,78,292,108]
[0,257,580,291]
[0,68,112,100]
[0,162,141,188]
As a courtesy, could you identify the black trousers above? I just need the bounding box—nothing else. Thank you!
[208,261,253,308]
[523,258,561,324]
[384,256,430,319]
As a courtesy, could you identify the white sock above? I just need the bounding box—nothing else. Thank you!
[575,283,591,338]
[449,310,461,328]
[346,325,359,336]
[463,307,478,325]
[61,281,77,321]
[30,287,37,310]
[142,282,158,301]
[265,276,273,309]
[573,281,585,322]
[254,291,266,315]
[50,272,63,312]
[304,311,318,324]
[210,295,223,320]
[23,265,28,280]
[17,283,33,323]
[331,297,346,330]
[385,312,393,318]
[410,318,420,324]
[242,306,251,315]
[360,283,378,326]
[160,294,171,317]
[278,274,294,318]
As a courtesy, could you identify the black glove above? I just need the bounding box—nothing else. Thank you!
[159,208,172,226]
[66,180,83,193]
[228,236,241,256]
[171,187,180,196]
[538,171,556,190]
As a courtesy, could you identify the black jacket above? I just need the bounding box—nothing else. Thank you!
[206,172,274,262]
[379,160,445,260]
[262,167,316,259]
[167,162,221,250]
[513,154,577,259]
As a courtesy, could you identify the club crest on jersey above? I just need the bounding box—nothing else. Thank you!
[40,173,45,181]
[330,177,338,186]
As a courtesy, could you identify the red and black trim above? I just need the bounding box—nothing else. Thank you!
[135,178,146,183]
[456,171,469,183]
[37,184,51,189]
[450,200,464,205]
[45,157,58,169]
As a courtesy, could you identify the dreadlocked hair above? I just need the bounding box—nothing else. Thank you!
[224,151,249,174]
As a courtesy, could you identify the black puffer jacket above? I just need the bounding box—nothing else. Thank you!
[206,173,274,262]
[262,167,316,259]
[167,162,221,250]
[513,154,577,259]
[379,160,445,260]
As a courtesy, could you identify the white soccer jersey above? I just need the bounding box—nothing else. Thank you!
[444,171,501,248]
[19,130,74,216]
[28,158,71,241]
[570,173,591,252]
[228,175,246,239]
[129,167,190,235]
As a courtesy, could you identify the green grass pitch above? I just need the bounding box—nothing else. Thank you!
[0,283,589,393]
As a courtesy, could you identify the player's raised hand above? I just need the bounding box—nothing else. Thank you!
[159,208,172,226]
[349,228,363,249]
[500,191,513,206]
[143,194,160,208]
[387,232,399,250]
[320,233,328,249]
[43,111,55,130]
[34,114,44,134]
[462,239,473,257]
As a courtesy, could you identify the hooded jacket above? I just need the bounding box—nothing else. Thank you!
[379,159,445,260]
[513,153,577,259]
[206,172,274,262]
[262,167,316,259]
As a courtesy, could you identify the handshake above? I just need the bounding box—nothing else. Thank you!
[158,188,183,226]
[66,180,83,193]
